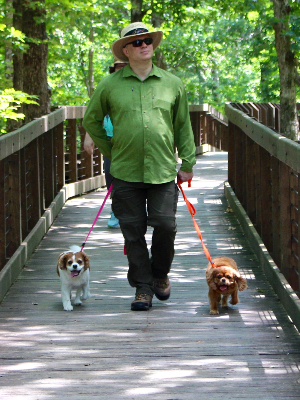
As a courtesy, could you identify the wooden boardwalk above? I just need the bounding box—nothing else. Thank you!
[1,152,300,399]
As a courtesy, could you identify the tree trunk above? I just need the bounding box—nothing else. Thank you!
[12,0,23,93]
[6,0,24,132]
[88,27,95,97]
[4,0,13,85]
[151,12,166,70]
[22,0,49,124]
[272,0,299,140]
[131,0,144,22]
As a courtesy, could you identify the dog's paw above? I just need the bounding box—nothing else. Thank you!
[209,309,219,315]
[74,299,82,306]
[63,304,73,311]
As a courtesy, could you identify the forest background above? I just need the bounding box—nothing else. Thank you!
[0,0,300,136]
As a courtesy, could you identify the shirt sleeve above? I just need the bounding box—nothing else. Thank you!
[83,83,112,159]
[173,83,196,172]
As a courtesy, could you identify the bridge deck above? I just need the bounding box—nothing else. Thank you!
[1,152,300,399]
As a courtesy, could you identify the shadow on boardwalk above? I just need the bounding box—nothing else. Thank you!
[1,152,300,399]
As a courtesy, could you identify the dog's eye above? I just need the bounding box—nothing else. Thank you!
[217,275,222,279]
[77,259,83,264]
[227,275,231,279]
[67,260,72,265]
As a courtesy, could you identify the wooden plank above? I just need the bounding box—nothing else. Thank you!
[225,103,300,173]
[65,119,78,183]
[1,152,300,400]
[260,147,273,252]
[55,121,65,191]
[0,159,5,269]
[43,128,55,208]
[6,153,21,258]
[271,156,281,268]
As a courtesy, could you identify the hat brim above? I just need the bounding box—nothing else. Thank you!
[111,31,163,62]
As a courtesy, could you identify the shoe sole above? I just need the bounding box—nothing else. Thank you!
[131,301,152,311]
[154,292,170,301]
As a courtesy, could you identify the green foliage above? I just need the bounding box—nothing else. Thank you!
[0,0,298,119]
[46,0,130,106]
[0,89,38,134]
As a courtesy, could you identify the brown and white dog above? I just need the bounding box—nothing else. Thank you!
[57,246,90,311]
[206,256,247,315]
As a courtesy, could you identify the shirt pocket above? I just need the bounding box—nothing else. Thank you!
[110,86,138,112]
[152,86,174,111]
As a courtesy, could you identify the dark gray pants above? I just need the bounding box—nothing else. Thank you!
[111,179,179,296]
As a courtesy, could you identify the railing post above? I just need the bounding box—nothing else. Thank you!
[6,153,22,259]
[27,139,41,231]
[227,121,235,190]
[44,128,55,208]
[271,157,281,267]
[260,147,273,252]
[79,123,93,179]
[0,159,5,269]
[55,121,65,191]
[245,136,256,223]
[235,126,246,206]
[65,119,78,183]
[279,163,292,285]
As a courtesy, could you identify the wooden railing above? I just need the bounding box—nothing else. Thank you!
[226,102,300,299]
[2,102,300,310]
[0,106,106,299]
[0,104,227,301]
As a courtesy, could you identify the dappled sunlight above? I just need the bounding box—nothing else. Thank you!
[2,152,300,398]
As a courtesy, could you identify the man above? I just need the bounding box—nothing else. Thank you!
[83,22,196,311]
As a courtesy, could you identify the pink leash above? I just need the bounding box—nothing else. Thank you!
[80,183,113,251]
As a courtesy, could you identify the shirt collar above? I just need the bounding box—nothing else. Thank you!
[122,63,162,80]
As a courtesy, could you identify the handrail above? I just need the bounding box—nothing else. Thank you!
[225,102,300,301]
[0,106,87,160]
[225,103,300,172]
[0,106,105,300]
[0,104,226,302]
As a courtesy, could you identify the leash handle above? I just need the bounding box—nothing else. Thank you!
[81,183,113,252]
[177,180,215,268]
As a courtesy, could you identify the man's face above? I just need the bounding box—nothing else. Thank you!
[122,35,153,63]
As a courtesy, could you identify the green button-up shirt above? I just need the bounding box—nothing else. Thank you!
[83,64,196,184]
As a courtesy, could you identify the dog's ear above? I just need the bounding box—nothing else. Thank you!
[57,253,68,274]
[206,269,217,290]
[235,273,247,291]
[83,252,90,270]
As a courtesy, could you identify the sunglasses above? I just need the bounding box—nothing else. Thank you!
[123,37,153,48]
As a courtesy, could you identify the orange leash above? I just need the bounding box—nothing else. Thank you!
[177,179,215,268]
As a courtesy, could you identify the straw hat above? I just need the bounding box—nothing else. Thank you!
[111,22,163,62]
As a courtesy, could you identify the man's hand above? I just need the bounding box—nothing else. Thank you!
[84,132,95,155]
[177,170,194,184]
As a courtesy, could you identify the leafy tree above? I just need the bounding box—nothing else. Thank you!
[272,0,300,139]
[0,0,299,135]
[0,88,37,133]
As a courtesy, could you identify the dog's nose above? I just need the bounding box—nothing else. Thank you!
[73,264,78,269]
[221,278,226,283]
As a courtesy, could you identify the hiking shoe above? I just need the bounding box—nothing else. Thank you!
[107,212,120,228]
[153,276,171,301]
[131,293,152,311]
